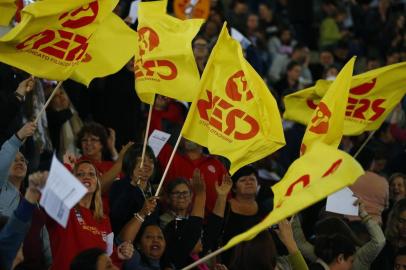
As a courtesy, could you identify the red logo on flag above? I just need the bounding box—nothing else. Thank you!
[197,70,260,141]
[309,102,331,134]
[225,71,254,102]
[16,1,99,64]
[135,27,178,81]
[276,158,343,208]
[306,78,386,122]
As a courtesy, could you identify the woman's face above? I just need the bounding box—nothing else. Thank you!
[75,163,98,194]
[81,133,103,158]
[140,225,166,260]
[234,173,258,196]
[169,183,192,211]
[9,152,28,179]
[391,177,406,201]
[132,156,154,182]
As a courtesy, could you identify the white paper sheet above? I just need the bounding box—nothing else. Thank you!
[40,155,88,227]
[128,0,140,24]
[148,129,171,157]
[326,187,359,216]
[231,27,252,49]
[106,232,114,256]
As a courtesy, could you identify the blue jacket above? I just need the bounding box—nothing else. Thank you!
[0,135,22,217]
[0,198,36,269]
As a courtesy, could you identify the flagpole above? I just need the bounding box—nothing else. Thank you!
[154,134,182,196]
[353,130,376,158]
[34,81,63,124]
[140,103,153,168]
[182,247,225,270]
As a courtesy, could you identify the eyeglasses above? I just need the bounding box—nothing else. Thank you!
[170,191,191,198]
[81,138,100,144]
[75,172,97,178]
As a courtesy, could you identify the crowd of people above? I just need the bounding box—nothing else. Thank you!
[0,0,406,269]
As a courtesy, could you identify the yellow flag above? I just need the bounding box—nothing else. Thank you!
[223,142,364,250]
[0,0,117,80]
[300,57,355,154]
[182,23,285,175]
[0,0,16,26]
[284,61,406,135]
[134,0,204,104]
[70,13,137,86]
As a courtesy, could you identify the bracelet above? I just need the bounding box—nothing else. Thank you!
[15,132,23,141]
[134,212,145,223]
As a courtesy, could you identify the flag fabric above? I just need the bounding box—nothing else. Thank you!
[134,0,204,104]
[284,61,406,136]
[0,0,117,80]
[223,142,364,250]
[70,12,137,86]
[0,0,16,26]
[182,23,285,175]
[300,57,355,154]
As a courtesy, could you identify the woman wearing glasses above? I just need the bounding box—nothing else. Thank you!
[109,144,159,237]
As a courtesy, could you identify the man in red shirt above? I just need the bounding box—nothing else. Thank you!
[158,139,228,214]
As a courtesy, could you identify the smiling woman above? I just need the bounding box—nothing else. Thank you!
[45,160,133,270]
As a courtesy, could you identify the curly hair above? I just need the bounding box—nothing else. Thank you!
[76,122,109,158]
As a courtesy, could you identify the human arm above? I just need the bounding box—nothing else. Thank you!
[0,122,36,187]
[353,200,386,269]
[291,215,318,262]
[118,196,157,242]
[107,128,119,161]
[190,169,206,218]
[275,219,309,270]
[212,174,232,218]
[0,171,47,270]
[100,142,133,193]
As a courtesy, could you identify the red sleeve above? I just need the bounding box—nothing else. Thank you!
[390,123,406,142]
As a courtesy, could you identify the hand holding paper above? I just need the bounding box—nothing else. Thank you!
[40,155,88,227]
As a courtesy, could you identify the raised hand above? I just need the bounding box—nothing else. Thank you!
[63,152,77,168]
[16,122,37,141]
[26,171,49,203]
[139,196,158,218]
[215,174,232,197]
[191,168,206,196]
[117,241,134,260]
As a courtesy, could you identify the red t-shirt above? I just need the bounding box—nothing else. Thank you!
[149,101,185,136]
[158,145,228,213]
[47,206,116,270]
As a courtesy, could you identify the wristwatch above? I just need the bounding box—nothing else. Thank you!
[14,91,25,102]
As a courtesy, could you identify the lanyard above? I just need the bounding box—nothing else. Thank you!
[73,207,107,241]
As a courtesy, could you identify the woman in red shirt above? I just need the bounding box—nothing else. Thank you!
[46,160,133,270]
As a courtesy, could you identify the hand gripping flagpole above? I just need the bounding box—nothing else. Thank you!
[34,80,63,124]
[154,133,182,196]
